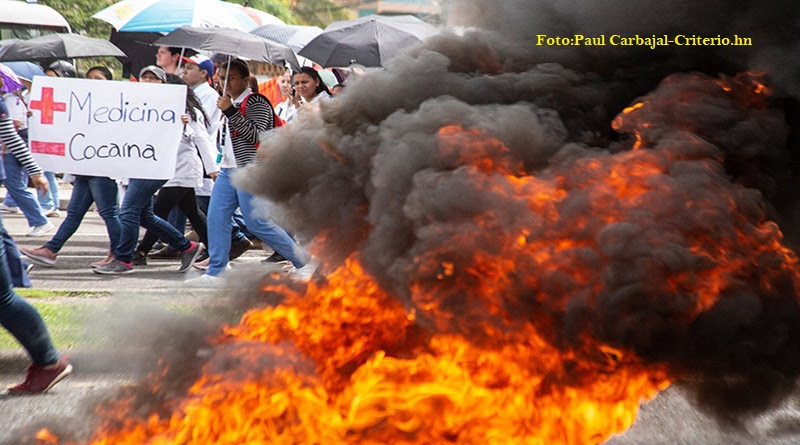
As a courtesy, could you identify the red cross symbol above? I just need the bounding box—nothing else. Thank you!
[29,87,66,125]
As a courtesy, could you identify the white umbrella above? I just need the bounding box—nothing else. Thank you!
[92,0,260,33]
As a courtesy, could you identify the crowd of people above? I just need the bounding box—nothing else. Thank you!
[0,45,345,393]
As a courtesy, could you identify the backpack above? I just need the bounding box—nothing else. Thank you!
[238,93,285,129]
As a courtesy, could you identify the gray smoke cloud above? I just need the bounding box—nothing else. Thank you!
[237,0,800,424]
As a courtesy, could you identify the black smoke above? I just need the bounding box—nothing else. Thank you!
[239,0,800,425]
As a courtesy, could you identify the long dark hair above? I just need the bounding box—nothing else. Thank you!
[166,73,208,127]
[294,67,332,97]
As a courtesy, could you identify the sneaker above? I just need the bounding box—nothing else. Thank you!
[8,356,72,394]
[26,222,55,237]
[24,262,34,274]
[178,242,204,273]
[0,203,20,214]
[193,257,209,270]
[287,260,318,282]
[262,251,288,264]
[91,252,114,269]
[20,246,57,267]
[44,208,61,217]
[93,259,133,275]
[184,273,223,288]
[132,250,148,266]
[149,246,180,259]
[229,238,253,260]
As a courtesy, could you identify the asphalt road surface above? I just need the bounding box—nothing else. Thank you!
[1,185,800,444]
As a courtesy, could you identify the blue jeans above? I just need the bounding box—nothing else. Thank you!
[206,168,309,276]
[45,176,120,256]
[1,153,47,227]
[37,172,60,211]
[116,178,191,264]
[2,227,30,288]
[0,213,58,366]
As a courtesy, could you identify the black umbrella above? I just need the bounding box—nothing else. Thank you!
[154,26,299,71]
[0,33,127,61]
[298,15,439,68]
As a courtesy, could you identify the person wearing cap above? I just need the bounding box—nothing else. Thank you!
[180,55,221,143]
[93,66,204,274]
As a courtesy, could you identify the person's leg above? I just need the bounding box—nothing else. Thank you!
[0,215,59,366]
[206,169,238,276]
[137,187,182,254]
[137,191,192,254]
[115,179,167,264]
[232,208,254,239]
[3,193,17,208]
[87,176,121,257]
[175,189,207,245]
[44,176,93,253]
[37,172,59,211]
[2,227,30,288]
[238,189,310,268]
[168,207,187,235]
[2,153,48,227]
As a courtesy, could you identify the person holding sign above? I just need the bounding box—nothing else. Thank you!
[21,66,122,269]
[132,75,219,264]
[93,66,204,275]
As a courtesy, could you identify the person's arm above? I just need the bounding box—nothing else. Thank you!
[0,111,47,194]
[190,115,220,179]
[221,95,273,145]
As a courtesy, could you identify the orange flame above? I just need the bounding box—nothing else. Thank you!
[82,75,798,444]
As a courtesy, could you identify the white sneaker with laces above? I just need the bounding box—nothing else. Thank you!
[287,260,318,282]
[184,273,223,288]
[0,203,20,213]
[26,222,55,237]
[44,208,61,217]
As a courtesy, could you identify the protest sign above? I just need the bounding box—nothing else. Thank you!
[27,77,186,179]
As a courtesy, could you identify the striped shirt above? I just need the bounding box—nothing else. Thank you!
[0,101,42,177]
[221,90,274,168]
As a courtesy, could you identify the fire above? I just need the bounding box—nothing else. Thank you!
[67,72,799,444]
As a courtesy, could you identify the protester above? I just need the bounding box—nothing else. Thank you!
[0,64,53,236]
[21,66,122,269]
[273,71,297,123]
[93,66,203,275]
[155,46,182,75]
[291,66,332,111]
[132,75,218,265]
[180,55,253,264]
[0,74,70,393]
[185,59,312,286]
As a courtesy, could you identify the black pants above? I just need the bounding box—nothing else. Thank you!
[137,187,207,254]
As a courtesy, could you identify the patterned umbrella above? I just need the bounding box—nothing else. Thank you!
[0,63,24,93]
[250,23,322,52]
[92,0,260,33]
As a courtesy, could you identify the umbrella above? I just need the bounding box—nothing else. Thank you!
[250,23,322,52]
[0,63,23,93]
[92,0,259,33]
[0,33,127,61]
[298,14,439,68]
[155,26,299,70]
[224,3,283,27]
[1,61,45,82]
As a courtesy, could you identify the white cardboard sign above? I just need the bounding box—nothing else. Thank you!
[27,77,186,179]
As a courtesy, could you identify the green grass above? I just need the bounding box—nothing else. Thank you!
[0,289,230,350]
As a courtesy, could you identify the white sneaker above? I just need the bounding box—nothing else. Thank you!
[44,208,61,217]
[287,260,318,282]
[0,203,20,213]
[26,222,55,237]
[184,273,223,288]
